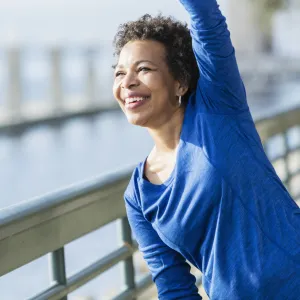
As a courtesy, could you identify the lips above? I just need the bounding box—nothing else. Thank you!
[124,96,150,104]
[123,94,150,110]
[123,92,151,103]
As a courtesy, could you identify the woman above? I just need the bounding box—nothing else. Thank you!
[112,0,300,299]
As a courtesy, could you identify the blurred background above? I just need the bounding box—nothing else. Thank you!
[0,0,299,299]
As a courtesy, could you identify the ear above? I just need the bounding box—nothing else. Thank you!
[175,81,189,97]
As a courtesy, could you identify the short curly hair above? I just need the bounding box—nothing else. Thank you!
[113,14,199,106]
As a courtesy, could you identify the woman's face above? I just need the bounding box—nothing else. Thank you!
[113,40,182,127]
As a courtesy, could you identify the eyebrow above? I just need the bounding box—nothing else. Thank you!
[112,60,156,70]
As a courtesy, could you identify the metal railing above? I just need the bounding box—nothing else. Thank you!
[0,168,154,300]
[256,107,300,202]
[0,107,299,300]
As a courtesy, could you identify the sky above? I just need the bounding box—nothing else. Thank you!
[0,1,297,55]
[0,0,201,46]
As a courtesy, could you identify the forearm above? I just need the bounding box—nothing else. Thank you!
[145,243,201,299]
[179,0,233,58]
[125,196,201,299]
[179,0,247,109]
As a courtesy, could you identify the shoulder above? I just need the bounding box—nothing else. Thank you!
[124,162,143,207]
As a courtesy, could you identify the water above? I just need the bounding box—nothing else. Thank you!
[0,111,153,207]
[0,80,299,299]
[0,111,153,299]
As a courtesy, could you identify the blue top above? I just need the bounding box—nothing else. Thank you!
[124,0,300,299]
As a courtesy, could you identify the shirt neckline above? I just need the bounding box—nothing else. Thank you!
[138,104,189,189]
[139,139,184,188]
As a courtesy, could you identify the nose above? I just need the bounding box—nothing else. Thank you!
[121,71,139,89]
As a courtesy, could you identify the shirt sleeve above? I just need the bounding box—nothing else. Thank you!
[124,195,201,300]
[179,0,248,113]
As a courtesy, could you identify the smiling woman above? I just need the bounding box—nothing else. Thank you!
[111,1,300,299]
[113,39,188,127]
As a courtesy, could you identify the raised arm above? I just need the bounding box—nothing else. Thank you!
[125,196,201,299]
[179,0,248,112]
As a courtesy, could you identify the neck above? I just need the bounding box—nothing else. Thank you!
[147,107,185,154]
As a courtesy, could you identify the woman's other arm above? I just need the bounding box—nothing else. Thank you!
[179,0,248,112]
[125,196,201,299]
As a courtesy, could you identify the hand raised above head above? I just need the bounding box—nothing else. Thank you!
[178,0,247,113]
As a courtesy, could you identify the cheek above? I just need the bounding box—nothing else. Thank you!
[143,73,162,88]
[146,71,173,93]
[112,80,121,100]
[141,76,166,100]
[146,76,174,105]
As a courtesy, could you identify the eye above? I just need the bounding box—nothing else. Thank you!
[138,67,151,72]
[115,71,125,77]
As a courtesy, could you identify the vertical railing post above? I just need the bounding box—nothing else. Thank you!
[50,47,63,115]
[6,47,22,123]
[118,217,136,299]
[49,247,67,300]
[86,48,96,108]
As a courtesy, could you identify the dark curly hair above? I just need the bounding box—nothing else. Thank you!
[113,14,199,106]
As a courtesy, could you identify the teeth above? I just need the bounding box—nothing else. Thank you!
[125,97,148,104]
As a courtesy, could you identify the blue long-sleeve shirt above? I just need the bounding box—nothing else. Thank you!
[124,0,300,299]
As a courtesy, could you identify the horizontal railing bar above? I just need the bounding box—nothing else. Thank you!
[135,273,156,296]
[282,168,300,180]
[28,284,65,300]
[0,182,126,240]
[112,274,153,300]
[0,167,133,229]
[269,146,300,163]
[0,183,129,276]
[293,169,300,177]
[255,107,300,143]
[283,170,300,187]
[293,192,300,201]
[279,171,299,187]
[110,287,133,300]
[112,273,202,300]
[29,242,138,300]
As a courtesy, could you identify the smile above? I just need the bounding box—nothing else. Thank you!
[124,96,150,104]
[124,96,150,110]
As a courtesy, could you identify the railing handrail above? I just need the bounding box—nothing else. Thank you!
[0,167,136,278]
[255,106,300,143]
[0,164,134,229]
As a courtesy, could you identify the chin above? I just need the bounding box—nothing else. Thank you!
[126,114,148,127]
